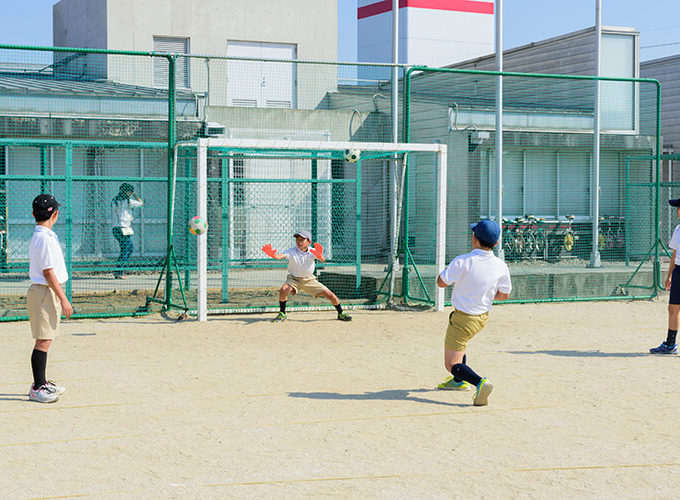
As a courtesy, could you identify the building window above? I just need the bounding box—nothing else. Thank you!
[226,41,297,109]
[153,36,190,89]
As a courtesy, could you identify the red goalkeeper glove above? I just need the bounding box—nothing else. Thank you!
[309,243,324,259]
[261,243,277,258]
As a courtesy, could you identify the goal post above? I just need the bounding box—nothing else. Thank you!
[194,138,447,320]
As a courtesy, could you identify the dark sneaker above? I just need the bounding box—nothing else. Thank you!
[272,312,287,323]
[337,312,352,321]
[650,342,678,354]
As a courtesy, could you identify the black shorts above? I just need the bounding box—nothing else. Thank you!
[670,266,680,305]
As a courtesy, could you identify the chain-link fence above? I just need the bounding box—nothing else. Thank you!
[404,67,661,303]
[0,43,664,320]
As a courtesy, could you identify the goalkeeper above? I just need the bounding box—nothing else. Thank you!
[262,230,352,323]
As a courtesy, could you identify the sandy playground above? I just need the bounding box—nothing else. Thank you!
[2,298,680,499]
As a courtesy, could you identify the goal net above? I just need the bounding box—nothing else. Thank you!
[192,138,447,320]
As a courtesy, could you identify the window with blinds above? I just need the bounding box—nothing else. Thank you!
[153,36,190,89]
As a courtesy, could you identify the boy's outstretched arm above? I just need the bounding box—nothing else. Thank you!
[261,243,286,260]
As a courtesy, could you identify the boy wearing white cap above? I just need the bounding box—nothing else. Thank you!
[262,230,352,322]
[436,219,512,406]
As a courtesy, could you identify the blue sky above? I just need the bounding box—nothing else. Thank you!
[1,0,678,62]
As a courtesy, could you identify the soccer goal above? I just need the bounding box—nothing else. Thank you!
[193,138,447,320]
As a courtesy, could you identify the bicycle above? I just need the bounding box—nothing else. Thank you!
[563,214,579,253]
[597,216,606,252]
[615,216,625,249]
[502,217,525,260]
[527,215,548,258]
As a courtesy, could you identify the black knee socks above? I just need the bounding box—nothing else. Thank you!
[667,329,677,346]
[280,301,286,313]
[31,349,47,389]
[334,304,343,314]
[452,354,467,382]
[451,362,481,387]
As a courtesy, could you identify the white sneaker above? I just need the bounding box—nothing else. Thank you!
[45,380,66,395]
[29,384,60,403]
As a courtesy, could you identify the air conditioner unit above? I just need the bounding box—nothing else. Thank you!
[201,121,225,137]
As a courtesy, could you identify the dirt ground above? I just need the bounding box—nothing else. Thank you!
[2,298,680,499]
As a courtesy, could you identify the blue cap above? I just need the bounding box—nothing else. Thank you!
[670,198,680,207]
[470,219,500,245]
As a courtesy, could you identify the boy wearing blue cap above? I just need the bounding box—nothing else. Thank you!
[650,197,680,354]
[436,219,512,406]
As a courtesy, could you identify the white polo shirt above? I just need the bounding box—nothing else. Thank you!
[439,248,512,315]
[670,224,680,265]
[29,225,69,285]
[282,246,316,278]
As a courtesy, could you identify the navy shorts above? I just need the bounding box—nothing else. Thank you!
[670,266,680,305]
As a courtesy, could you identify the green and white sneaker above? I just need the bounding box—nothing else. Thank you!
[473,378,493,406]
[437,376,471,391]
[337,312,352,321]
[272,312,287,323]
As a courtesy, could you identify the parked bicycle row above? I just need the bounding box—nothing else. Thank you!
[500,215,625,262]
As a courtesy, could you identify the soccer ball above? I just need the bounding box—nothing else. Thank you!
[344,148,360,163]
[188,216,208,235]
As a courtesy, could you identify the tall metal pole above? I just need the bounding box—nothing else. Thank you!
[166,55,177,305]
[389,0,400,301]
[495,0,504,260]
[392,0,399,144]
[589,0,603,267]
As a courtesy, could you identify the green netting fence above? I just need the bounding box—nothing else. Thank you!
[0,43,663,320]
[404,66,661,304]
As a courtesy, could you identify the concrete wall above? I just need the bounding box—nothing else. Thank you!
[450,26,638,76]
[53,0,338,107]
[641,54,680,154]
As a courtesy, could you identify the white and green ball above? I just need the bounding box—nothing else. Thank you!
[189,216,208,235]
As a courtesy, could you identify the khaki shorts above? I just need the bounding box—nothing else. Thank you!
[285,274,329,297]
[27,284,62,340]
[444,308,489,351]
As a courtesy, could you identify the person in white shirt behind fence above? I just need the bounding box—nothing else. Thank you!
[111,183,143,279]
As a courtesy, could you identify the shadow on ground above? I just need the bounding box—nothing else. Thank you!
[288,388,468,407]
[508,349,651,358]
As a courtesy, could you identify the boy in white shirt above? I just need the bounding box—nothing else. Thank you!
[262,230,352,322]
[436,219,512,406]
[27,194,73,403]
[650,197,680,354]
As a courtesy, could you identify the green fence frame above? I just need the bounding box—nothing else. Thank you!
[0,43,667,319]
[402,66,661,305]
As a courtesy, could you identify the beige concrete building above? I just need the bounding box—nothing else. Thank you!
[53,0,338,108]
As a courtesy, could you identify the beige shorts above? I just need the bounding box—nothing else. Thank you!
[27,284,62,340]
[444,308,489,351]
[285,274,329,296]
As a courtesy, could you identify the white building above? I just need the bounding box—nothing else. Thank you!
[357,0,494,68]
